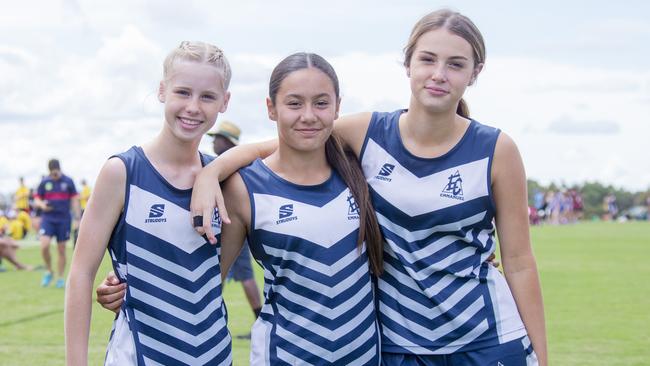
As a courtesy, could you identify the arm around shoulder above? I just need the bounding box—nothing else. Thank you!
[192,139,276,242]
[333,112,373,156]
[492,133,548,365]
[65,157,126,366]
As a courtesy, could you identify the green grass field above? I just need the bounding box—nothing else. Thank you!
[1,221,648,365]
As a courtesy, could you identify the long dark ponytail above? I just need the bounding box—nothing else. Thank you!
[269,52,383,275]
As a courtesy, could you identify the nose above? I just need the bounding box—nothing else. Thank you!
[431,64,448,82]
[185,96,200,114]
[300,105,317,123]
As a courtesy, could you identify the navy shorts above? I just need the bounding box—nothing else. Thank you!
[39,220,71,243]
[381,336,538,366]
[227,241,254,281]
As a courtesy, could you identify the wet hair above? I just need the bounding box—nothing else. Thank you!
[163,41,232,90]
[48,159,61,172]
[269,52,384,274]
[403,9,485,118]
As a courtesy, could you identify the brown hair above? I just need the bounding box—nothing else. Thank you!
[163,41,232,90]
[269,52,384,274]
[403,9,485,118]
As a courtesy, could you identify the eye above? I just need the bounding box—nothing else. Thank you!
[419,56,435,64]
[286,100,302,108]
[174,89,190,96]
[315,100,330,108]
[448,62,465,69]
[201,94,217,101]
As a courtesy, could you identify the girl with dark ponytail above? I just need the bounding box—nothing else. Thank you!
[215,52,382,365]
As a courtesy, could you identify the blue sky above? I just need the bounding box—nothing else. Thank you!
[1,0,649,193]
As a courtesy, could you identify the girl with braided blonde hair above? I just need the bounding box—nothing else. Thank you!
[65,41,233,366]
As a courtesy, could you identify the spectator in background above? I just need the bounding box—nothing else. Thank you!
[14,177,31,213]
[603,193,618,221]
[6,210,27,240]
[207,120,263,340]
[79,179,92,214]
[0,210,32,271]
[34,159,80,288]
[74,179,92,246]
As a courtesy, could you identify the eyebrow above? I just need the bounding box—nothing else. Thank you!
[418,51,469,61]
[284,93,332,100]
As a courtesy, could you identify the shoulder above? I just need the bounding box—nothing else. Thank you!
[333,112,374,155]
[97,157,127,187]
[222,172,251,224]
[492,131,525,182]
[494,131,520,159]
[222,172,248,200]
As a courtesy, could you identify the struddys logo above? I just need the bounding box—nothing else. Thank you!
[440,170,464,201]
[145,204,167,223]
[276,204,298,225]
[375,163,395,182]
[347,194,360,220]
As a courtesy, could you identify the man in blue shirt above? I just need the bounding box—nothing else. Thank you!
[35,159,81,288]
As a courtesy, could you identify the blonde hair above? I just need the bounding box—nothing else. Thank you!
[403,9,485,118]
[163,41,232,90]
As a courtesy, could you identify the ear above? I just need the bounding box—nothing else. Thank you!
[266,97,277,121]
[219,91,231,113]
[334,97,341,121]
[469,63,484,86]
[158,81,165,103]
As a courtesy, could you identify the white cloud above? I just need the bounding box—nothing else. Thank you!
[1,1,649,195]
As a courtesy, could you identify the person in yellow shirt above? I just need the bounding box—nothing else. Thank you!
[7,210,26,240]
[14,177,30,212]
[16,210,31,237]
[79,179,92,213]
[0,211,31,270]
[0,212,8,235]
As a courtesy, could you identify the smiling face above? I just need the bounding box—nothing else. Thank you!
[407,28,482,114]
[267,67,340,154]
[159,60,230,143]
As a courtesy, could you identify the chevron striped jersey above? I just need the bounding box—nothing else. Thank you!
[360,110,528,354]
[105,146,232,366]
[239,159,380,366]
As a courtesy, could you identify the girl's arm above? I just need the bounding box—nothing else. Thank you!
[492,133,548,366]
[332,112,373,156]
[192,112,373,243]
[218,172,250,281]
[65,158,126,366]
[192,140,276,243]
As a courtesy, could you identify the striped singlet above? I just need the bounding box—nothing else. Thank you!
[105,146,232,366]
[239,158,380,365]
[360,110,528,355]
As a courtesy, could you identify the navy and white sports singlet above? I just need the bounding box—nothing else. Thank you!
[106,146,231,366]
[239,159,380,365]
[360,110,528,354]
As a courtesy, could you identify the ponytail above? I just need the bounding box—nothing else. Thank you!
[325,134,383,275]
[457,98,470,118]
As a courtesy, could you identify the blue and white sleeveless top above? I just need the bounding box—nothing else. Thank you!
[239,159,380,366]
[106,146,232,365]
[360,110,527,354]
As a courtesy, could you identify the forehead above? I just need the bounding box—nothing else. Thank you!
[277,67,336,97]
[414,28,474,59]
[167,60,226,92]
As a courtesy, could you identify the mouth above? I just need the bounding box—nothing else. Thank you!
[424,86,449,96]
[295,128,323,137]
[177,116,203,129]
